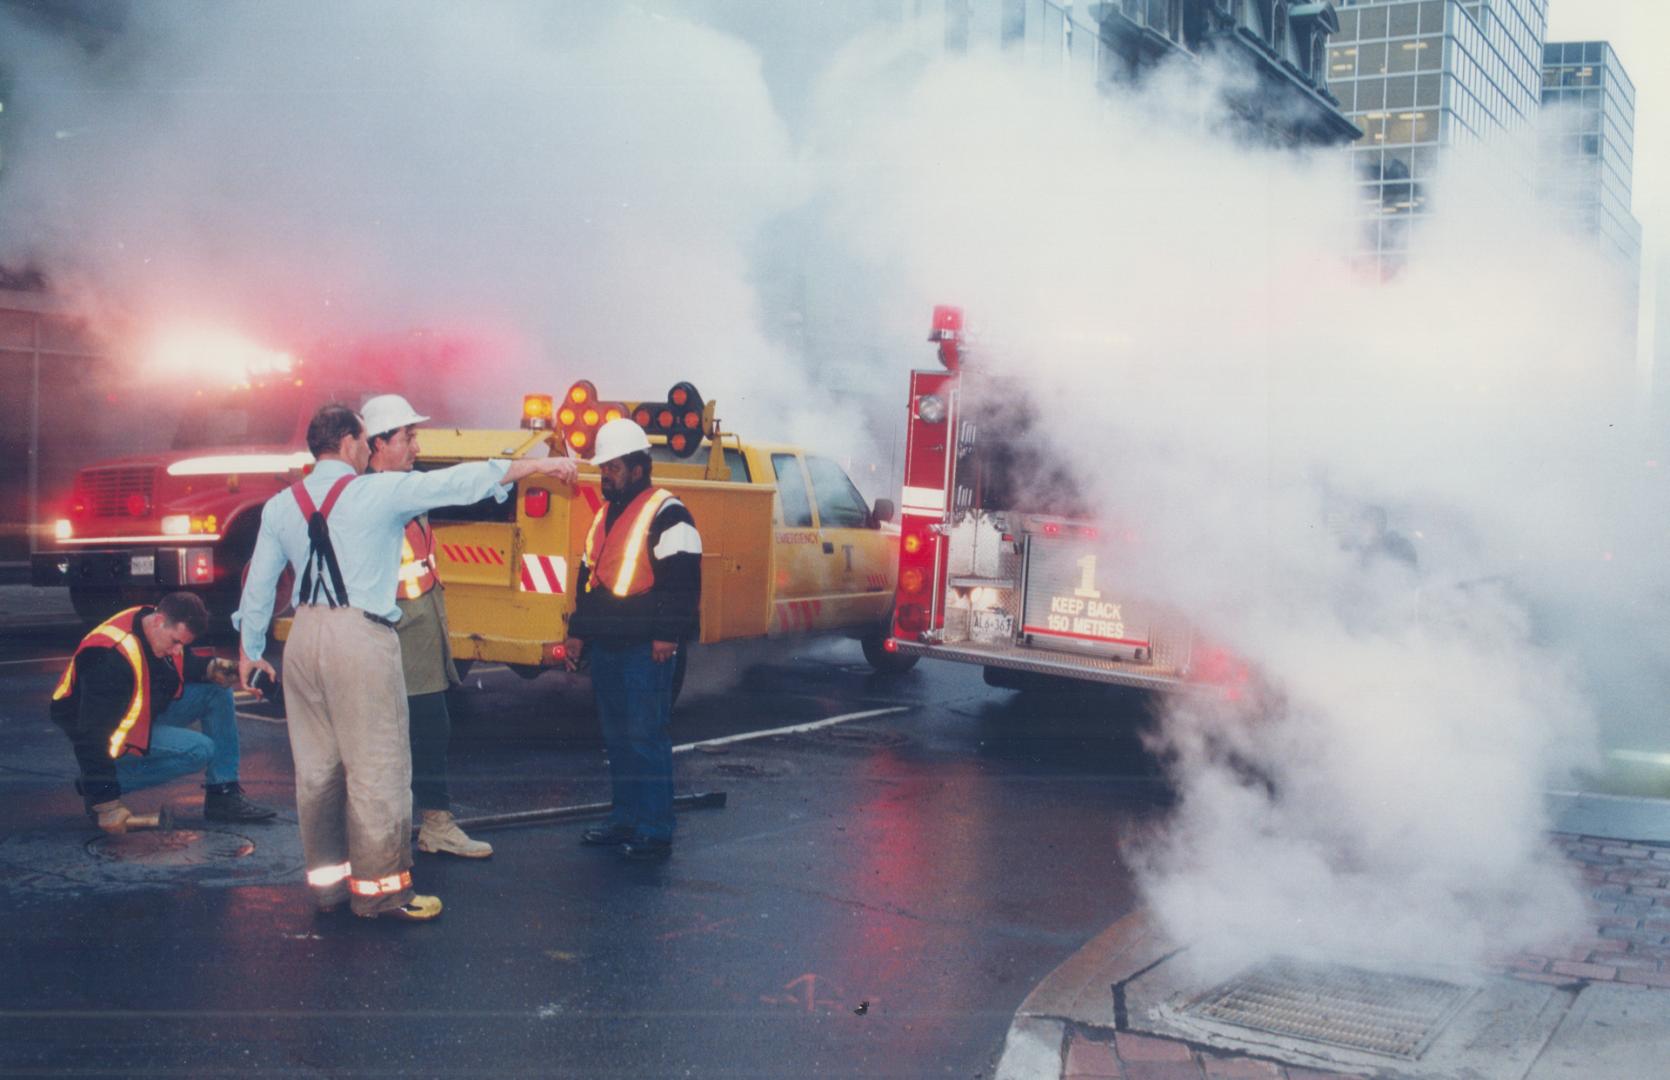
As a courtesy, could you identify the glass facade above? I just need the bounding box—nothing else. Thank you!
[918,1,1357,145]
[1539,41,1641,269]
[1330,0,1547,272]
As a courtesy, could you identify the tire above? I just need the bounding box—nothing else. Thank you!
[452,659,474,682]
[861,633,919,674]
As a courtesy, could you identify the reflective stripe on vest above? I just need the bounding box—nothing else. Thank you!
[51,607,183,759]
[583,488,675,598]
[397,517,438,600]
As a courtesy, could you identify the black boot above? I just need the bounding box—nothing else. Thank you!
[203,783,278,823]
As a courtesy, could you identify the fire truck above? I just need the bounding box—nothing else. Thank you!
[269,378,912,682]
[884,306,1244,695]
[32,353,395,625]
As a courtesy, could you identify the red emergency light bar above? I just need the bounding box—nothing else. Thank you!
[928,305,963,371]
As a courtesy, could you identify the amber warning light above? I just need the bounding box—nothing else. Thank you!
[522,393,555,431]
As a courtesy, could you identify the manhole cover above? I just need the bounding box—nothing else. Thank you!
[1184,958,1474,1060]
[86,829,256,867]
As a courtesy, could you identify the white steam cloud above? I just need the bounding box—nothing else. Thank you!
[0,1,832,441]
[807,36,1643,973]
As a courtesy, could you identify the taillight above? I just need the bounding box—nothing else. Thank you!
[895,605,928,634]
[524,488,550,518]
[550,641,568,662]
[899,567,925,595]
[186,548,214,585]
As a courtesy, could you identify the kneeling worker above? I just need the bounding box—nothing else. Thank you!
[361,393,491,858]
[51,591,277,832]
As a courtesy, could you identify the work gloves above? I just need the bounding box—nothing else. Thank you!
[88,799,134,835]
[205,658,241,689]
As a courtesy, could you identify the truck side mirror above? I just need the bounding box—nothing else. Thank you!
[870,498,895,528]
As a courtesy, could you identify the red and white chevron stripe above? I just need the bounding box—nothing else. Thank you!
[774,599,823,632]
[441,543,505,566]
[520,554,568,594]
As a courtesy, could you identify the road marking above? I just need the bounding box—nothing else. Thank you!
[672,706,910,755]
[0,655,71,669]
[236,711,286,725]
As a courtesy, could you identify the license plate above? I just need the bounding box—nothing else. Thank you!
[130,555,155,578]
[970,609,1014,643]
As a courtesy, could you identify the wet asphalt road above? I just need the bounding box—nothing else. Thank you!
[0,625,1171,1078]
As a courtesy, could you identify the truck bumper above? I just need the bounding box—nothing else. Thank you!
[892,638,1202,694]
[31,546,218,591]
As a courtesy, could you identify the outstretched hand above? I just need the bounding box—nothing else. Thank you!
[239,655,278,697]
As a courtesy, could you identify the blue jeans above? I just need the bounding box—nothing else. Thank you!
[590,642,676,843]
[116,684,241,792]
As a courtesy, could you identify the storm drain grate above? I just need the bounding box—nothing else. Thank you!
[1183,958,1475,1060]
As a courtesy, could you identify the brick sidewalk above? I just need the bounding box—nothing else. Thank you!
[1502,835,1670,990]
[1053,833,1670,1080]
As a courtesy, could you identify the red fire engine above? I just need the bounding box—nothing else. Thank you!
[886,306,1245,695]
[31,334,444,624]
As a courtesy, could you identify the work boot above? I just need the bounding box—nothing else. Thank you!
[580,824,635,847]
[203,783,278,823]
[417,810,493,858]
[359,895,444,922]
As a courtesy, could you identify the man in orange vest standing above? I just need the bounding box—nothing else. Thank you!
[361,393,491,859]
[50,591,276,832]
[563,418,702,860]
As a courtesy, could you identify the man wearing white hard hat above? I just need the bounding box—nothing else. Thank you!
[362,394,492,860]
[563,418,702,860]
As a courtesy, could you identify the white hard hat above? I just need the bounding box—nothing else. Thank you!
[592,417,652,465]
[361,394,430,438]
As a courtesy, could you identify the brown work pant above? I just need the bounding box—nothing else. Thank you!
[283,605,415,916]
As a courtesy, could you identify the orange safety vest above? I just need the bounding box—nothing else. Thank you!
[50,607,183,759]
[397,517,439,600]
[583,487,675,598]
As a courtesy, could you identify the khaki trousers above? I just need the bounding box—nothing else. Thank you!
[284,605,415,916]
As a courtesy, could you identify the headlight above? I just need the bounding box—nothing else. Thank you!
[160,514,192,536]
[916,394,947,424]
[54,519,72,542]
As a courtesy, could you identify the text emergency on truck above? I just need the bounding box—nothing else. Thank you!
[885,306,1248,697]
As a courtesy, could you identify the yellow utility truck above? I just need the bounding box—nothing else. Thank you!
[279,380,913,686]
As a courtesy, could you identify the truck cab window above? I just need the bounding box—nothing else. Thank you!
[771,453,813,527]
[805,456,871,529]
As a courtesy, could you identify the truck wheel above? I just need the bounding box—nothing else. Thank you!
[862,633,919,674]
[69,587,123,626]
[452,660,474,682]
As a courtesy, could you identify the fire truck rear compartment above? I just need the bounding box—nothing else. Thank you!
[902,511,1200,694]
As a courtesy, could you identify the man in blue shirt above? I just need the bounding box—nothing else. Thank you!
[237,404,577,921]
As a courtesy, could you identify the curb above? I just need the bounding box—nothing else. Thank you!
[998,910,1179,1078]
